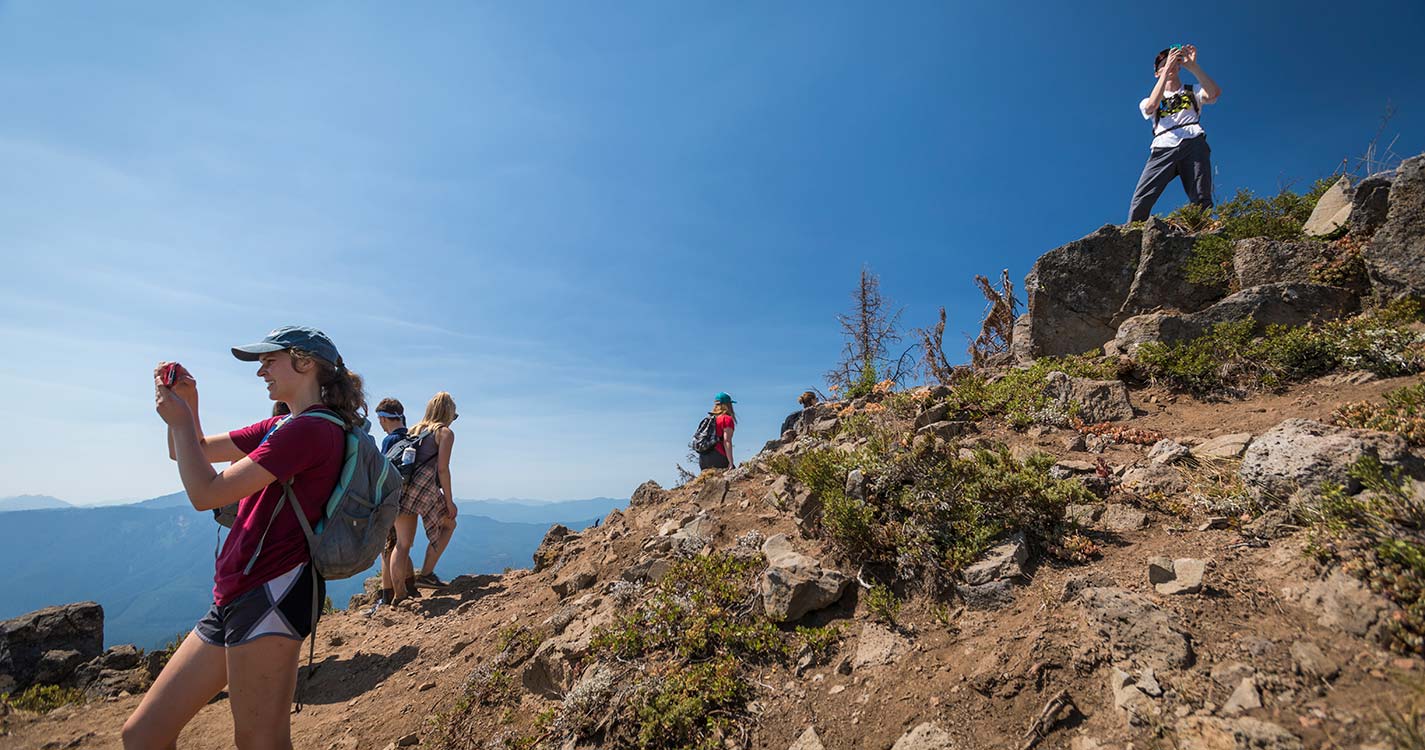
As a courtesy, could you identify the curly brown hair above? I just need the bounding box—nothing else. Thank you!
[289,349,368,429]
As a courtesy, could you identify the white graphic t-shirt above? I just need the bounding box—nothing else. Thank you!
[1139,86,1211,149]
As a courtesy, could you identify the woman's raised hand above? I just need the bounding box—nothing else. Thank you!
[153,361,196,426]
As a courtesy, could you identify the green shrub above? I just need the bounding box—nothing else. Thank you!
[865,584,900,625]
[617,657,752,750]
[1166,202,1217,233]
[1310,237,1369,289]
[1333,384,1425,446]
[1184,234,1235,287]
[1136,303,1425,395]
[1306,458,1425,655]
[945,354,1116,429]
[845,360,880,400]
[1215,179,1333,241]
[773,441,1092,592]
[1,684,84,713]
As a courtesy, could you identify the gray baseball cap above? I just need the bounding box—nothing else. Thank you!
[232,325,341,365]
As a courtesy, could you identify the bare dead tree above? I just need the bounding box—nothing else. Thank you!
[917,307,957,385]
[826,265,908,394]
[968,269,1019,369]
[1354,101,1403,177]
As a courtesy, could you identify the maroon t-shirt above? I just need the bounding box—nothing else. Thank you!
[214,408,343,605]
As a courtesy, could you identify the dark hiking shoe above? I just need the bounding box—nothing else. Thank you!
[404,578,424,597]
[414,573,448,590]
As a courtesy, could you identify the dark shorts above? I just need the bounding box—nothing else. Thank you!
[698,451,730,470]
[194,563,325,648]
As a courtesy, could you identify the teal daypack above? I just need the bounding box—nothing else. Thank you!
[243,410,403,581]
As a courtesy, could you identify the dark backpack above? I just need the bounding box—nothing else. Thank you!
[1151,84,1201,137]
[382,429,440,479]
[691,414,720,454]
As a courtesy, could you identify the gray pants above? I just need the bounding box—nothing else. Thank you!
[1128,135,1212,222]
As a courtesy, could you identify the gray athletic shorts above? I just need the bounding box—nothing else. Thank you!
[194,563,325,647]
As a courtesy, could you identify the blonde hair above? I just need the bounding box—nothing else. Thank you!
[410,391,457,437]
[711,401,737,424]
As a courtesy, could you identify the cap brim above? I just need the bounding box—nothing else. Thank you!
[231,342,286,361]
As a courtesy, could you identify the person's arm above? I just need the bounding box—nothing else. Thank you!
[721,425,735,468]
[436,428,457,518]
[156,362,244,464]
[1141,47,1183,117]
[156,382,276,511]
[1181,45,1220,103]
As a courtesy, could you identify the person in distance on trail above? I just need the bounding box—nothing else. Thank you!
[126,326,361,750]
[388,391,460,601]
[372,397,408,610]
[696,392,738,471]
[779,390,818,437]
[1127,44,1223,222]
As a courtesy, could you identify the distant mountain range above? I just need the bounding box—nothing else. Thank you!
[0,493,624,650]
[0,494,72,511]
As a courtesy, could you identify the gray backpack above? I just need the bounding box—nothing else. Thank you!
[243,410,403,581]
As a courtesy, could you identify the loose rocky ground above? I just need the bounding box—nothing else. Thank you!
[5,372,1423,750]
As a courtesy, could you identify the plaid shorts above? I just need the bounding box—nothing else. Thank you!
[399,462,448,542]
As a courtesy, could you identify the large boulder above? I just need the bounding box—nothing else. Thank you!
[1115,220,1228,322]
[1111,282,1359,356]
[1350,171,1394,236]
[1014,225,1143,362]
[0,602,104,691]
[759,535,850,622]
[532,525,575,573]
[1232,238,1326,288]
[1303,176,1353,237]
[629,480,669,507]
[1239,418,1422,503]
[1042,371,1134,423]
[1366,153,1425,301]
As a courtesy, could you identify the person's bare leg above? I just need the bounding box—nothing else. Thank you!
[419,518,456,578]
[226,635,302,750]
[391,514,418,601]
[379,548,393,600]
[122,632,228,749]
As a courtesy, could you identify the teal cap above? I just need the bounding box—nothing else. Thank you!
[714,392,735,404]
[232,325,341,366]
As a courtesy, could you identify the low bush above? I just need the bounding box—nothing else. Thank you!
[775,441,1093,593]
[1332,384,1425,446]
[1184,234,1235,287]
[944,354,1117,429]
[1136,301,1425,396]
[1,684,84,714]
[1305,457,1425,655]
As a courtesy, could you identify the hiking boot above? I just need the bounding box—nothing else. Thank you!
[380,588,394,605]
[404,578,424,597]
[414,573,448,590]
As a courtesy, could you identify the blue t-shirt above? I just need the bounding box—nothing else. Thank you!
[381,426,408,455]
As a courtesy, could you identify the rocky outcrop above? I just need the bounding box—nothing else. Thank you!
[0,602,104,691]
[1238,418,1422,503]
[1350,171,1394,236]
[1014,225,1143,362]
[759,535,850,622]
[1232,238,1326,288]
[1042,372,1134,423]
[1366,154,1425,300]
[1116,220,1227,321]
[1111,282,1359,356]
[533,525,576,573]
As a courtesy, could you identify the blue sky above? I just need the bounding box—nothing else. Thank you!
[1,0,1421,504]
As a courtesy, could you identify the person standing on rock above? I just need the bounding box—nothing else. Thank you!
[126,326,360,750]
[1127,44,1223,222]
[389,391,459,602]
[696,392,738,471]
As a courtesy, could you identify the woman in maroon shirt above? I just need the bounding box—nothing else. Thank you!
[124,326,364,750]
